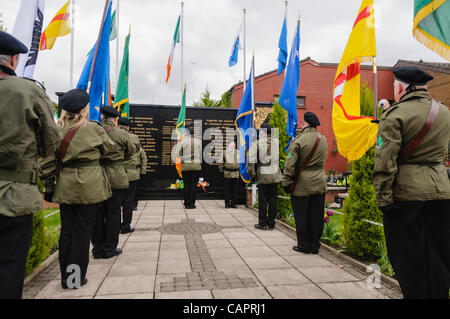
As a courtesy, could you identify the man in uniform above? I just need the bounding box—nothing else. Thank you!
[373,66,450,299]
[117,117,142,234]
[218,139,240,209]
[134,146,148,211]
[176,127,203,209]
[91,106,137,259]
[282,112,328,254]
[248,123,282,230]
[0,31,61,298]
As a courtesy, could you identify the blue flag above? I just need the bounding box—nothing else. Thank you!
[229,23,242,67]
[235,61,254,183]
[277,17,288,75]
[77,2,112,121]
[278,22,300,150]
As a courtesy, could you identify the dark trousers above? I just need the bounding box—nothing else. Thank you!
[258,183,278,228]
[224,178,239,206]
[0,214,33,299]
[383,200,450,299]
[291,194,325,252]
[59,203,100,286]
[183,171,198,207]
[92,188,127,257]
[133,178,142,210]
[122,180,138,231]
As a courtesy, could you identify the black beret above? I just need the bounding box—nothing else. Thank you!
[304,112,320,127]
[100,106,120,117]
[60,89,90,112]
[118,117,132,126]
[0,31,28,55]
[393,66,433,85]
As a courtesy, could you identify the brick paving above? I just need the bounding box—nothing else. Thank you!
[23,200,402,299]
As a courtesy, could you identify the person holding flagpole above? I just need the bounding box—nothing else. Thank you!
[0,31,61,298]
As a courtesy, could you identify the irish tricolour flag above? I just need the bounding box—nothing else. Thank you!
[166,15,181,83]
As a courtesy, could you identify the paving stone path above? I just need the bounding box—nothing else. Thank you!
[23,200,402,299]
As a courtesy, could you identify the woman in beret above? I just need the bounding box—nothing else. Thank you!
[41,89,115,289]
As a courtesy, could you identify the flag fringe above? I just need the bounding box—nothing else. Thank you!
[413,27,450,61]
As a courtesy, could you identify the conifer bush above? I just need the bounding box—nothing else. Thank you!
[25,211,51,275]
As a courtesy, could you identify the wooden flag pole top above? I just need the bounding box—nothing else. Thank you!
[87,0,111,93]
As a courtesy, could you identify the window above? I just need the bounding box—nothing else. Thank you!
[274,95,307,109]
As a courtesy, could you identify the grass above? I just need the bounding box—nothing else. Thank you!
[42,208,61,254]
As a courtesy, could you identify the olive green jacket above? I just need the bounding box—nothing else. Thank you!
[0,76,61,217]
[101,120,138,189]
[373,90,450,207]
[282,127,328,196]
[41,120,115,204]
[218,148,240,179]
[176,136,203,172]
[123,132,142,182]
[247,135,282,184]
[138,148,148,175]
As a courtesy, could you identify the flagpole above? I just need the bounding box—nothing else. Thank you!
[285,1,288,18]
[243,8,246,91]
[373,56,378,121]
[251,54,255,134]
[70,0,75,87]
[116,0,120,87]
[87,0,111,92]
[181,1,184,102]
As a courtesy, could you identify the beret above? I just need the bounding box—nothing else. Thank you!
[100,106,120,117]
[304,112,320,127]
[393,66,433,85]
[60,89,90,112]
[0,31,28,55]
[118,117,132,126]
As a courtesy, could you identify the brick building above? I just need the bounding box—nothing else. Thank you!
[229,57,395,173]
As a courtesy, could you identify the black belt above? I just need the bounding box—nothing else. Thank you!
[100,159,124,167]
[62,160,100,169]
[0,168,38,185]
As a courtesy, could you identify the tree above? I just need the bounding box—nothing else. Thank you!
[360,82,375,117]
[0,14,6,31]
[220,90,232,108]
[193,87,221,108]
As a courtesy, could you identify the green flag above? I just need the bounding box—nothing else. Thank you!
[110,10,117,41]
[413,0,449,60]
[114,32,130,117]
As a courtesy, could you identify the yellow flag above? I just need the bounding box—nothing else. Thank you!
[332,0,378,162]
[39,0,71,50]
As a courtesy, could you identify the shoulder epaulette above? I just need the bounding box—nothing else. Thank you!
[21,77,46,91]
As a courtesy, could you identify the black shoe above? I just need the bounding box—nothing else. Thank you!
[230,204,238,209]
[92,250,103,259]
[267,226,275,230]
[225,204,230,209]
[293,246,311,254]
[62,278,88,289]
[120,227,135,234]
[311,249,319,254]
[103,248,123,259]
[133,207,138,211]
[254,224,267,230]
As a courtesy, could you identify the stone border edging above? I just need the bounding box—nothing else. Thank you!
[246,206,400,290]
[23,250,59,286]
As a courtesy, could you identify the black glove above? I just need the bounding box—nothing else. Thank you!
[378,204,399,214]
[283,186,292,194]
[44,192,54,203]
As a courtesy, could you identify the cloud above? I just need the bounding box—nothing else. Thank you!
[1,0,446,106]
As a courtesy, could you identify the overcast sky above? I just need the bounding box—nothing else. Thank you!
[1,0,447,105]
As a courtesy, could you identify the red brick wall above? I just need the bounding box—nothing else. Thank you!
[231,59,395,173]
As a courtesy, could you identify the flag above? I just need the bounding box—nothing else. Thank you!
[110,10,117,41]
[278,21,300,150]
[77,1,112,122]
[175,86,187,178]
[235,56,255,183]
[229,22,242,67]
[332,0,378,161]
[12,0,45,78]
[413,0,449,60]
[166,15,181,83]
[277,16,288,75]
[39,0,71,50]
[114,32,130,117]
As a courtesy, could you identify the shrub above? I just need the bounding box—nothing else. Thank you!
[343,147,384,260]
[25,211,51,275]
